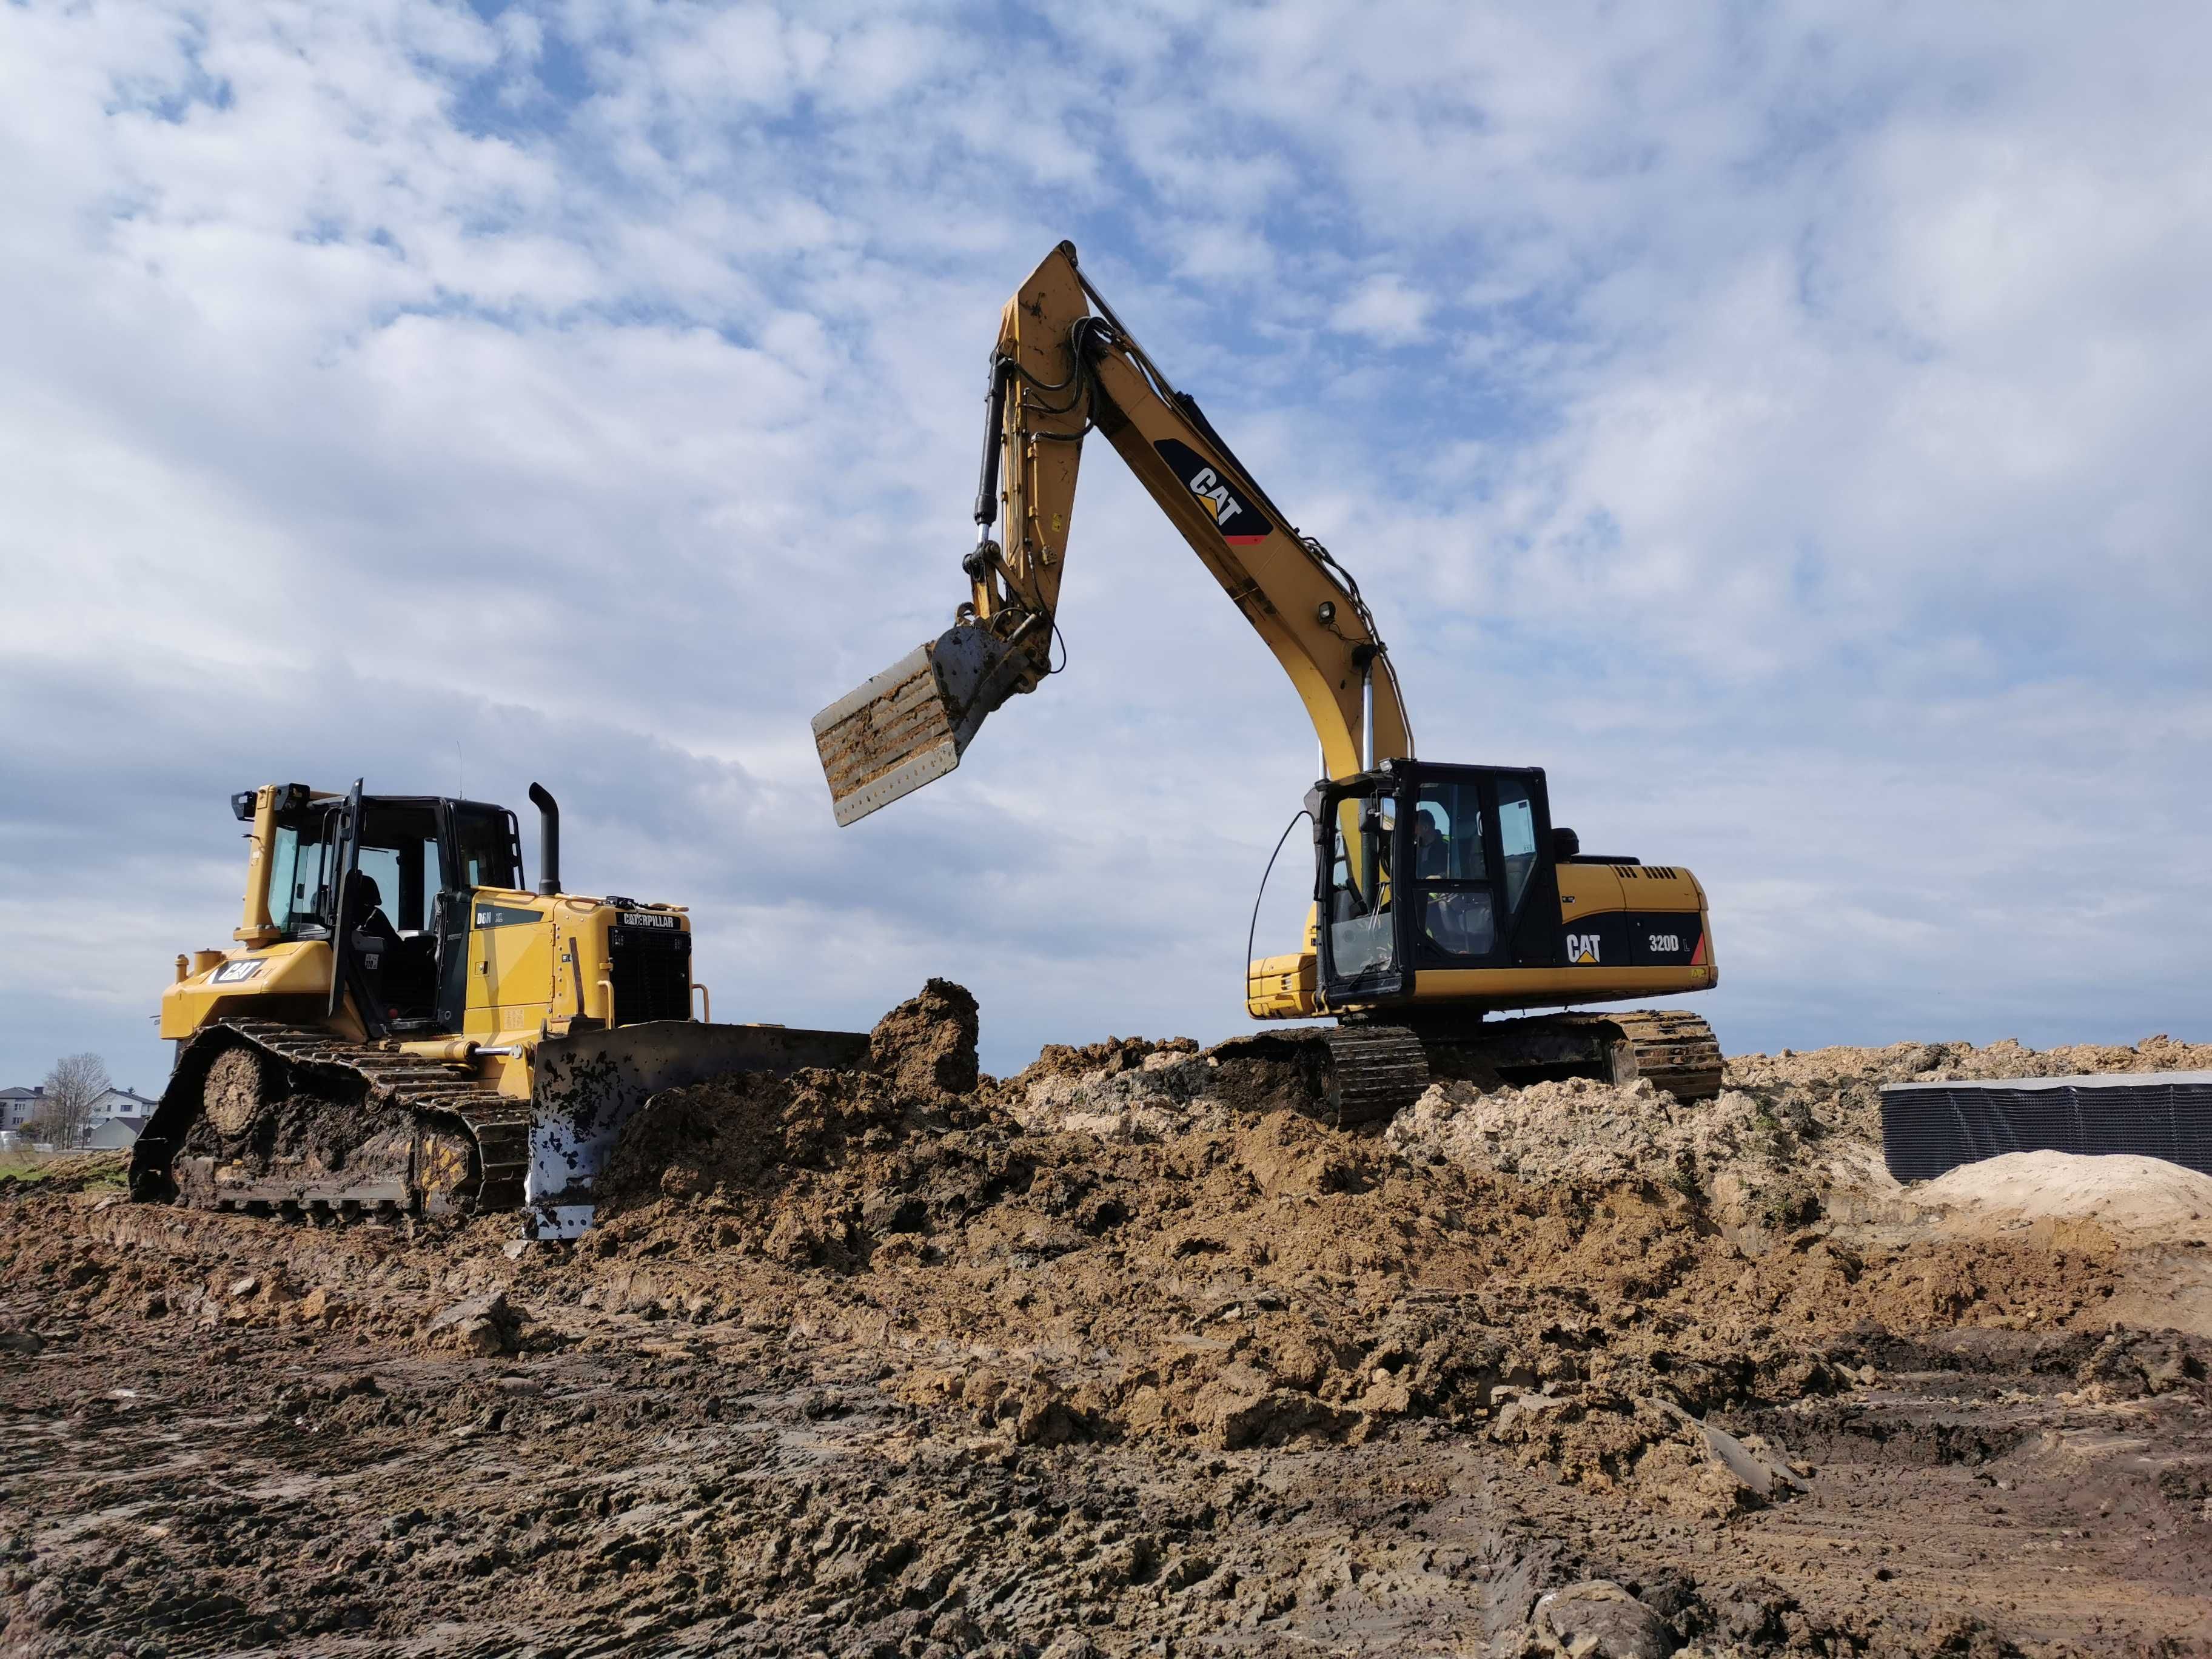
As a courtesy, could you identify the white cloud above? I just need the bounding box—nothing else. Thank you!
[2,0,2208,1092]
[1328,274,1432,346]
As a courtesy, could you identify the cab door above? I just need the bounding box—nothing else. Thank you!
[323,779,382,1030]
[1406,765,1566,973]
[1313,778,1407,1004]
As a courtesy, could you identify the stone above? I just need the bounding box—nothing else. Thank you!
[293,1287,340,1325]
[1527,1580,1671,1659]
[426,1292,521,1356]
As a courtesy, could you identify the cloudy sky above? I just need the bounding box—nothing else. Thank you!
[4,0,2208,1091]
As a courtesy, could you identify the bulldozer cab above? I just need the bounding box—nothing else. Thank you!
[253,781,525,1039]
[1313,760,1569,1007]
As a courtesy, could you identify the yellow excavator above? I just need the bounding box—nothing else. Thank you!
[130,782,867,1235]
[814,243,1721,1121]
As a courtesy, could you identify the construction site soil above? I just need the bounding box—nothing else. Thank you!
[5,984,2210,1657]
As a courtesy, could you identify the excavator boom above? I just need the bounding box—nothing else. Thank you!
[813,241,1410,822]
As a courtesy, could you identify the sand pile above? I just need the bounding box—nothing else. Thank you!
[1915,1148,2212,1243]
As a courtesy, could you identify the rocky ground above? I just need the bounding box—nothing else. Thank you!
[4,986,2210,1657]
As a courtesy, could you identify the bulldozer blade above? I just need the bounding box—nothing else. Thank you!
[524,1019,870,1239]
[813,623,1036,826]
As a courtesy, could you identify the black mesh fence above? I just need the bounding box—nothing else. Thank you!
[1878,1073,2212,1182]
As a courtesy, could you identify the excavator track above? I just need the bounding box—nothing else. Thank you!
[1425,1008,1725,1102]
[132,1019,533,1218]
[1584,1008,1726,1100]
[1216,1010,1721,1131]
[1320,1026,1432,1127]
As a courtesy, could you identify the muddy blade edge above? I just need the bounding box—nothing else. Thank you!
[811,640,962,827]
[526,1019,871,1239]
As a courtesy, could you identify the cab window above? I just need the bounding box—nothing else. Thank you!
[1413,783,1487,881]
[357,803,442,932]
[451,806,521,893]
[1497,779,1539,911]
[269,810,337,936]
[1413,781,1496,959]
[1326,794,1396,980]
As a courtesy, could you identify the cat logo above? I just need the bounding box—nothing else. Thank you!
[1566,932,1603,965]
[1153,438,1271,544]
[1186,465,1244,528]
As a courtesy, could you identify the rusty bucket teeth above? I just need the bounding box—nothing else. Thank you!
[812,642,961,827]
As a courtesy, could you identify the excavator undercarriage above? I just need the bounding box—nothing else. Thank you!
[1221,1008,1725,1129]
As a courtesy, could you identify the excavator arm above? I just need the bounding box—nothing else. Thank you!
[813,241,1413,824]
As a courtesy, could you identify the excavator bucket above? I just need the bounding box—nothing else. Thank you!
[523,1019,870,1239]
[813,622,1035,825]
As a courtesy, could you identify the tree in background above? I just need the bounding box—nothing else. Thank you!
[32,1054,110,1149]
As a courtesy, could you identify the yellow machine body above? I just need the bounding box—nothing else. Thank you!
[138,782,867,1235]
[814,243,1718,1054]
[159,784,692,1098]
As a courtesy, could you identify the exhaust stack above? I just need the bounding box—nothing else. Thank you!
[528,783,561,896]
[812,622,1040,826]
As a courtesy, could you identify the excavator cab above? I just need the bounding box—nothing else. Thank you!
[1313,760,1569,1007]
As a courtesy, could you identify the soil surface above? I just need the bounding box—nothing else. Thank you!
[4,987,2210,1657]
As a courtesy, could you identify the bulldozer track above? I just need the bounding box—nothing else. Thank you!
[135,1019,534,1217]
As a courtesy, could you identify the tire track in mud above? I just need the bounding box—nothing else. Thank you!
[3,987,2210,1655]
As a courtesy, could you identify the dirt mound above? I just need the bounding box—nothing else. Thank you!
[870,975,982,1099]
[575,998,2131,1501]
[1917,1149,2212,1242]
[599,979,985,1208]
[988,1032,1335,1139]
[1387,1077,1825,1236]
[1385,1036,2212,1254]
[8,1008,2209,1655]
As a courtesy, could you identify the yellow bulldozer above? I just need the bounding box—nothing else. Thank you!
[130,781,867,1235]
[815,243,1722,1121]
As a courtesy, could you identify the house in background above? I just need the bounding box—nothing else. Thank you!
[0,1083,159,1147]
[0,1087,43,1133]
[89,1087,158,1128]
[85,1114,152,1151]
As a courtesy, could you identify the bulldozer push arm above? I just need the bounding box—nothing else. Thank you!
[813,241,1414,822]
